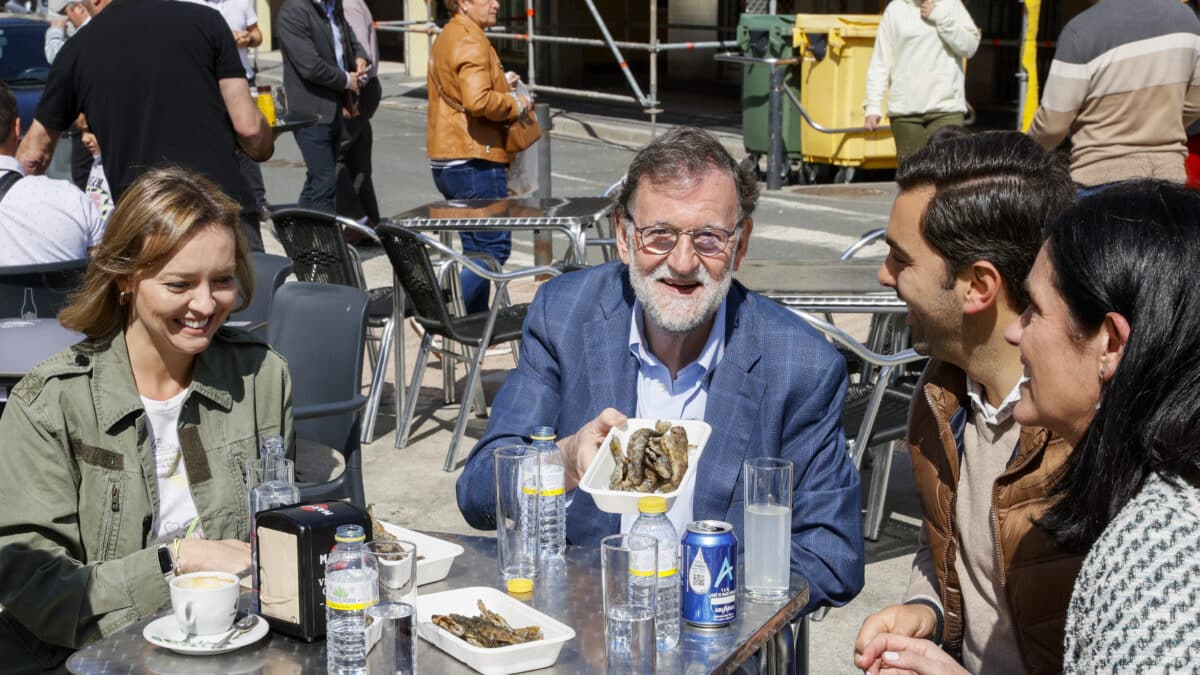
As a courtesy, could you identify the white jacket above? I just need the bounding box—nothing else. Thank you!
[864,0,980,118]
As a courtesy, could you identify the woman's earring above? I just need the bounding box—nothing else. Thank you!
[118,291,129,305]
[1096,362,1106,411]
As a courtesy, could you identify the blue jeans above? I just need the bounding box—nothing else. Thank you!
[431,159,512,313]
[294,115,343,214]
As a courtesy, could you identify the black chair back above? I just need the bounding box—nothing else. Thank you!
[0,259,88,319]
[267,282,368,507]
[376,223,462,341]
[271,208,360,287]
[228,252,293,331]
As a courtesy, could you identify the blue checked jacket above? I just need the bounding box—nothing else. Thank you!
[455,262,865,611]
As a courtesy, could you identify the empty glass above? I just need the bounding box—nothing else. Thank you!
[602,533,658,674]
[366,540,418,675]
[494,445,540,584]
[743,457,793,600]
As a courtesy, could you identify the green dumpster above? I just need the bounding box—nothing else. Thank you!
[737,14,803,169]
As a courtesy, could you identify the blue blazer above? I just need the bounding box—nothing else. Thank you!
[456,262,865,610]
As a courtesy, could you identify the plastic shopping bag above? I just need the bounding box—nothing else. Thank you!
[507,80,539,197]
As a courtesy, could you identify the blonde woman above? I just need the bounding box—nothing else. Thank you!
[427,0,530,312]
[0,167,293,671]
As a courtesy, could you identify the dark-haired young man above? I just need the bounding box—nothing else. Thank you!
[854,131,1085,674]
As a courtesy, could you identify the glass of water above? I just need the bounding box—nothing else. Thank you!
[366,540,418,675]
[494,445,540,583]
[601,533,658,674]
[743,457,793,600]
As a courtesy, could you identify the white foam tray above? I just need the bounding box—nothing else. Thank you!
[377,522,466,586]
[417,586,574,675]
[578,418,712,514]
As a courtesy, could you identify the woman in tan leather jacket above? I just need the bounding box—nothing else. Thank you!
[427,0,531,313]
[0,168,293,671]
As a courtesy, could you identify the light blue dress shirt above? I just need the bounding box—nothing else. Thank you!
[619,298,727,535]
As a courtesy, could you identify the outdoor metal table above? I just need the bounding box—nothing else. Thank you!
[67,531,810,674]
[389,196,615,265]
[734,259,906,314]
[0,318,82,381]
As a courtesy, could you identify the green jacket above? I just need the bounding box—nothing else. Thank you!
[0,327,292,671]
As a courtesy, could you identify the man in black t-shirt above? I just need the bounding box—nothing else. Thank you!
[16,0,275,249]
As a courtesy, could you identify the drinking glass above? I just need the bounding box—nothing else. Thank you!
[366,540,418,675]
[601,533,658,674]
[494,445,540,583]
[743,457,793,600]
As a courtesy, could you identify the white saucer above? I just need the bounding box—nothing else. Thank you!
[143,614,269,655]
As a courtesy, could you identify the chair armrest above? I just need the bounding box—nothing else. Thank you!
[790,309,924,368]
[294,395,368,420]
[333,215,382,245]
[838,228,885,261]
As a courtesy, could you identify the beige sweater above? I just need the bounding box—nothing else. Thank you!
[905,388,1026,674]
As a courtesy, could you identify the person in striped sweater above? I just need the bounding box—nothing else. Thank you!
[1027,0,1200,192]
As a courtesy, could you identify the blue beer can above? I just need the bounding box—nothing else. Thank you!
[681,520,737,627]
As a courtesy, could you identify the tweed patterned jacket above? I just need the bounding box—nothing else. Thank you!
[455,262,865,611]
[1063,472,1200,672]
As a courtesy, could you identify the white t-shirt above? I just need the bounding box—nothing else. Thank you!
[180,0,258,79]
[141,389,204,540]
[0,156,104,266]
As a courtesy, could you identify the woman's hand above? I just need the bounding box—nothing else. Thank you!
[176,539,251,575]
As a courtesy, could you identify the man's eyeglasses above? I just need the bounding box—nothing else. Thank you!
[632,222,741,257]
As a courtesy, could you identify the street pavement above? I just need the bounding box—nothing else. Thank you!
[255,53,917,674]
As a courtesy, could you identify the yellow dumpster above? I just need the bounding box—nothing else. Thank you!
[793,14,896,176]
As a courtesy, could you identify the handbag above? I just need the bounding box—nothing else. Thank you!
[431,55,542,155]
[503,108,542,154]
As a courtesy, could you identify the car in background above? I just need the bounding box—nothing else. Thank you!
[0,12,49,133]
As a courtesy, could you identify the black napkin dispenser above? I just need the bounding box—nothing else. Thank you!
[255,501,372,641]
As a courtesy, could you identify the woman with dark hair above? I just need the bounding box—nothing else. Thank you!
[857,180,1200,673]
[0,167,292,671]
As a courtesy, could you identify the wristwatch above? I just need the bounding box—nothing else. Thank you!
[157,544,176,583]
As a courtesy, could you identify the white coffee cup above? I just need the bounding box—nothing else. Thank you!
[169,571,240,636]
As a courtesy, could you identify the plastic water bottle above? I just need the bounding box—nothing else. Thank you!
[531,426,565,559]
[629,496,680,650]
[325,524,378,675]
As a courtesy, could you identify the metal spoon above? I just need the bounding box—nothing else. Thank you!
[211,613,257,649]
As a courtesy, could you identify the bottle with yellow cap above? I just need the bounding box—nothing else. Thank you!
[629,495,680,650]
[325,524,378,674]
[531,426,565,558]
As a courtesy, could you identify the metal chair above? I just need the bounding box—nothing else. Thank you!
[377,222,561,471]
[227,252,293,333]
[0,258,88,318]
[790,309,926,541]
[267,282,369,509]
[270,207,400,443]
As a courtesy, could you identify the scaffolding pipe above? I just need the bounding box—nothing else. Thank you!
[527,83,639,105]
[649,0,658,134]
[526,0,535,91]
[581,0,651,107]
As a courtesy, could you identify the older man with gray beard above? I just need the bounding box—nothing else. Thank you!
[455,126,865,615]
